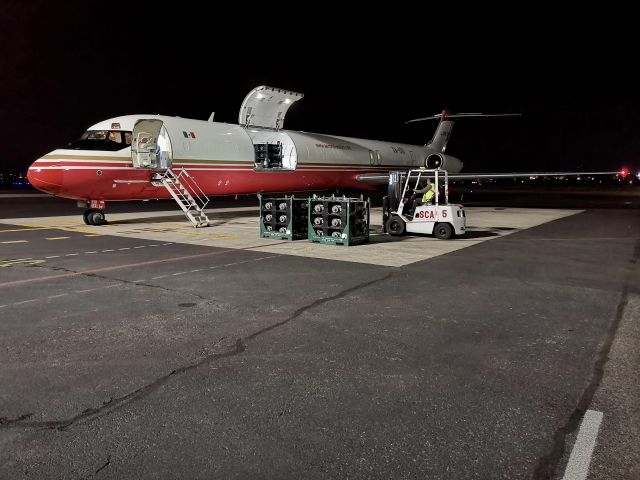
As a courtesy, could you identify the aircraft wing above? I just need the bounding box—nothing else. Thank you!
[357,170,624,184]
[444,171,622,180]
[355,173,391,185]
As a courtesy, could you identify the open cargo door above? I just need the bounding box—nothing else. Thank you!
[238,85,303,130]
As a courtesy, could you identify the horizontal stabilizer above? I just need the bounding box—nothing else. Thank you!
[406,112,521,124]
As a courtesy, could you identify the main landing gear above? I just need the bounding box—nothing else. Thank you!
[83,208,107,225]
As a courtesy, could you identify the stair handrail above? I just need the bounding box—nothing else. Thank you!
[175,168,210,210]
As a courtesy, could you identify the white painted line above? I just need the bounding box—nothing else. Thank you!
[148,244,160,247]
[171,271,187,276]
[45,255,60,259]
[151,275,168,280]
[562,410,604,480]
[65,253,79,256]
[47,293,69,299]
[190,269,203,273]
[102,249,114,252]
[133,246,145,249]
[85,251,97,254]
[132,279,144,283]
[76,288,98,294]
[0,305,7,308]
[162,243,173,245]
[104,284,119,289]
[14,299,37,305]
[118,247,130,251]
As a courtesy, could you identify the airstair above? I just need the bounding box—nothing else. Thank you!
[152,169,210,227]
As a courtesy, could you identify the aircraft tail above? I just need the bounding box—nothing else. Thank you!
[406,111,521,153]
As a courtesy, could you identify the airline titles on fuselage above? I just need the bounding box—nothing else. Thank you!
[315,143,351,150]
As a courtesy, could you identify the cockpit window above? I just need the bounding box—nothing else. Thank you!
[67,130,133,151]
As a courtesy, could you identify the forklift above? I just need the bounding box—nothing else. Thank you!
[382,168,466,239]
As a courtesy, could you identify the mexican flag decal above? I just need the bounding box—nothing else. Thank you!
[182,131,196,139]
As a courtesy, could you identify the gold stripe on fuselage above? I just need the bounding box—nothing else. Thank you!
[42,154,130,161]
[39,155,400,169]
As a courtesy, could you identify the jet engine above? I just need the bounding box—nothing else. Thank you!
[425,153,463,172]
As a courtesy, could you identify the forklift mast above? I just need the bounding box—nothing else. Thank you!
[382,171,407,232]
[387,171,407,212]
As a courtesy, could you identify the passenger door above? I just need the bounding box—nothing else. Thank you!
[131,119,172,169]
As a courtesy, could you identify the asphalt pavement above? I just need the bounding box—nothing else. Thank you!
[0,192,638,479]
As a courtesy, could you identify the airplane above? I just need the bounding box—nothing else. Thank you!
[27,85,625,226]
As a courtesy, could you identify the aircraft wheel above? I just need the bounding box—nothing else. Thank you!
[82,209,95,225]
[386,216,405,236]
[434,223,453,240]
[89,210,106,226]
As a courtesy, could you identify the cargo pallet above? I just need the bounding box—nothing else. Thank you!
[308,195,370,246]
[259,195,309,240]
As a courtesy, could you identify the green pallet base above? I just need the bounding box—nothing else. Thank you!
[308,195,370,246]
[309,236,368,246]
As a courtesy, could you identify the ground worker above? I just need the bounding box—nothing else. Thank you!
[410,178,435,213]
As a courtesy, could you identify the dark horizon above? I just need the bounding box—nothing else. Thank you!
[2,4,638,176]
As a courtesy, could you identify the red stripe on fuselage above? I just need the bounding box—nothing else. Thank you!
[27,164,386,200]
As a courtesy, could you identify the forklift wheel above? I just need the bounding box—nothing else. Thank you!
[434,223,453,240]
[386,216,405,236]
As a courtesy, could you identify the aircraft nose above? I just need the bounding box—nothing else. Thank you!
[27,163,63,194]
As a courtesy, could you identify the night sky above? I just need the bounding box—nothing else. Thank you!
[2,3,638,175]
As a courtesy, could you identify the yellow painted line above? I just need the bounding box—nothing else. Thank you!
[0,227,53,233]
[174,231,238,240]
[1,240,28,244]
[0,258,45,268]
[46,236,70,240]
[16,223,97,234]
[83,234,102,237]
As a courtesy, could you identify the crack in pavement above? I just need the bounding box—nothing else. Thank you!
[93,456,111,476]
[19,261,218,302]
[0,271,394,432]
[0,248,241,288]
[83,272,215,302]
[532,238,640,479]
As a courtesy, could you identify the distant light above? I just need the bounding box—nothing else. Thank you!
[619,167,630,178]
[636,171,640,180]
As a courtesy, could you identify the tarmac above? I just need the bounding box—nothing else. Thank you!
[0,190,638,479]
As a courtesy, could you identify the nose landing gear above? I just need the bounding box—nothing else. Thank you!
[83,208,107,225]
[80,200,107,226]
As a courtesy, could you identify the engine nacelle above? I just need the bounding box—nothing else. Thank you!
[426,153,463,172]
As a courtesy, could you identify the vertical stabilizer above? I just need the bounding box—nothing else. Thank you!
[427,110,455,153]
[406,111,521,153]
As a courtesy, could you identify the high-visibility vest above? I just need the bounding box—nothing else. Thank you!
[422,185,435,203]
